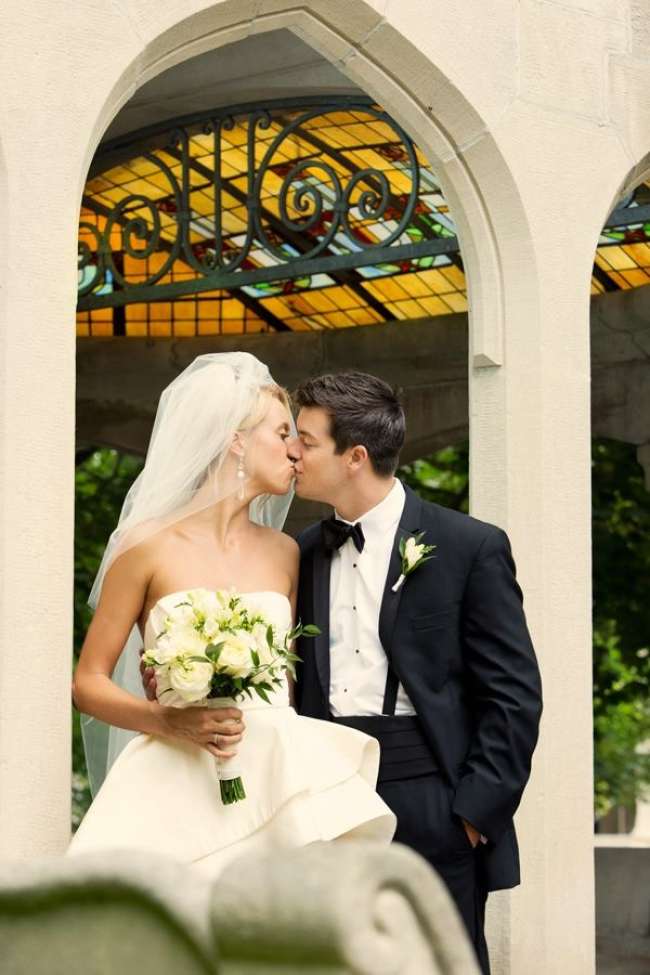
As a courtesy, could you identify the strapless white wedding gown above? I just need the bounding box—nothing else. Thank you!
[68,590,396,875]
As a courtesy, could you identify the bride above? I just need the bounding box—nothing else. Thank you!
[69,352,395,875]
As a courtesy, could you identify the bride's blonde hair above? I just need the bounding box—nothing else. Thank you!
[239,384,292,433]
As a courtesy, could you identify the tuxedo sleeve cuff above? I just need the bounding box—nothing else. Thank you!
[451,788,504,846]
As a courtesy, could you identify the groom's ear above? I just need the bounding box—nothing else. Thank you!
[348,444,369,470]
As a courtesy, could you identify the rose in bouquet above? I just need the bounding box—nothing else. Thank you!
[142,588,319,804]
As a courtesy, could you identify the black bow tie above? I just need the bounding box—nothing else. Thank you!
[321,517,365,554]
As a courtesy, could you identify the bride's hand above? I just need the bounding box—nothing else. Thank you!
[140,653,158,702]
[153,703,245,760]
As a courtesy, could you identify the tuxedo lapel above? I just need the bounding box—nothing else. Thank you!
[378,484,424,659]
[310,542,332,698]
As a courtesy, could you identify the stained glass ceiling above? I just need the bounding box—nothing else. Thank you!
[593,180,650,294]
[77,99,650,338]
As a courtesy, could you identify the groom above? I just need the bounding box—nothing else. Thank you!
[287,371,542,975]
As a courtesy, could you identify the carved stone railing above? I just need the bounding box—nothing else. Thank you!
[0,841,479,974]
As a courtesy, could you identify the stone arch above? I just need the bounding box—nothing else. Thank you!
[589,147,650,472]
[80,0,538,375]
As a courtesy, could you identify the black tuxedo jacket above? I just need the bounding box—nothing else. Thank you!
[294,482,543,890]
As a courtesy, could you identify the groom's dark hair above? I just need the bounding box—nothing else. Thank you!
[293,371,405,477]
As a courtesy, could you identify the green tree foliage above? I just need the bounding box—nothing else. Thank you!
[73,448,144,825]
[591,440,650,818]
[399,444,469,512]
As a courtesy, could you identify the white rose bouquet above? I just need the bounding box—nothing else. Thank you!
[142,588,319,804]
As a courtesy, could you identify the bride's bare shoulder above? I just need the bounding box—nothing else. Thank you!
[107,519,176,577]
[255,524,299,559]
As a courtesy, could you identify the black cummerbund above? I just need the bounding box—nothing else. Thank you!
[330,714,438,784]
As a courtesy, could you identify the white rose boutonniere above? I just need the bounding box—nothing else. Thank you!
[391,532,436,592]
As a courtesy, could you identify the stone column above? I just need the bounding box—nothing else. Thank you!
[0,173,76,857]
[0,0,145,859]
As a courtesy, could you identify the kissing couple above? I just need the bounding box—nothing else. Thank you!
[70,351,542,974]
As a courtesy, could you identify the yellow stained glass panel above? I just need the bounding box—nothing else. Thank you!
[126,304,147,321]
[150,321,172,337]
[90,321,113,337]
[198,300,221,320]
[599,246,637,271]
[304,290,338,313]
[398,273,437,298]
[419,296,453,316]
[440,265,466,289]
[622,243,650,266]
[174,321,196,337]
[126,321,147,337]
[621,269,650,287]
[383,302,408,320]
[198,320,220,336]
[444,292,469,313]
[346,307,383,325]
[149,303,172,321]
[607,271,632,289]
[363,277,410,302]
[259,296,291,319]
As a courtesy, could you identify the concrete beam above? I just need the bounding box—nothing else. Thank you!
[76,285,650,461]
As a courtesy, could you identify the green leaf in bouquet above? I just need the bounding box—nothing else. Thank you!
[266,625,274,648]
[301,624,321,636]
[251,649,260,667]
[255,684,272,704]
[205,642,224,663]
[188,655,211,664]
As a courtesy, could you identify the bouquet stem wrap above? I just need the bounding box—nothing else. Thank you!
[209,697,246,804]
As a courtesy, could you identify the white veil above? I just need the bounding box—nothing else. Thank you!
[81,351,295,795]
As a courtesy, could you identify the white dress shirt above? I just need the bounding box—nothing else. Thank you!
[329,478,417,717]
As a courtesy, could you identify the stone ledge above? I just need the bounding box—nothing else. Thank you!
[0,842,480,975]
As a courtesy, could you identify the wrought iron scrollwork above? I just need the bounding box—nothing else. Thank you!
[78,97,454,311]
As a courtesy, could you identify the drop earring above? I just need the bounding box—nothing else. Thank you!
[237,454,246,500]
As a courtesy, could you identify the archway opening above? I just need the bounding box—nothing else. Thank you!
[590,177,650,839]
[72,27,472,824]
